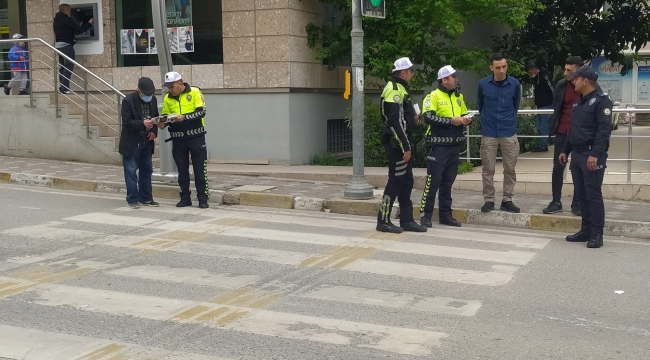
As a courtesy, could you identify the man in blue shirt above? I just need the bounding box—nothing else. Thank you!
[477,53,521,213]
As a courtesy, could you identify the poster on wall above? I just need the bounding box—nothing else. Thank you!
[637,66,650,103]
[120,27,193,54]
[166,0,192,27]
[590,57,632,103]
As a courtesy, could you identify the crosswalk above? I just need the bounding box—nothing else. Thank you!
[0,204,553,359]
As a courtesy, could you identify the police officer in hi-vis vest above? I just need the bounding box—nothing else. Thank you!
[158,71,210,209]
[376,57,427,234]
[420,65,473,228]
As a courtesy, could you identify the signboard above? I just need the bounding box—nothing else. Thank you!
[590,57,632,103]
[120,27,194,55]
[637,66,650,102]
[166,0,192,26]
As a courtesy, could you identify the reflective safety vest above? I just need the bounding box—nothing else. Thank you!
[162,85,207,140]
[422,87,467,145]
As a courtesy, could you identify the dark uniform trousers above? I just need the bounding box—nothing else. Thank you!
[378,144,414,224]
[570,151,606,235]
[420,145,460,220]
[552,133,578,206]
[172,134,210,202]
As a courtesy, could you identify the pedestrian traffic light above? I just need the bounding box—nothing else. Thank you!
[344,70,351,99]
[361,0,386,19]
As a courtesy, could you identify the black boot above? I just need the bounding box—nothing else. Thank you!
[376,221,403,234]
[566,231,590,242]
[176,198,192,207]
[199,201,209,209]
[19,89,28,95]
[587,234,603,248]
[439,217,461,227]
[420,216,433,228]
[401,221,427,232]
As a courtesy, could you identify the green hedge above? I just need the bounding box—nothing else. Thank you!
[312,97,540,170]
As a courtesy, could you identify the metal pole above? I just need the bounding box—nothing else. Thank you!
[84,71,89,139]
[344,0,374,200]
[151,0,177,181]
[627,111,633,184]
[28,48,33,107]
[53,53,59,118]
[117,94,122,134]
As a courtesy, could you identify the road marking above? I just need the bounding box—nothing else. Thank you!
[98,237,514,286]
[0,265,91,298]
[2,224,100,240]
[106,266,259,288]
[117,207,553,248]
[0,324,231,360]
[29,284,447,356]
[301,285,482,316]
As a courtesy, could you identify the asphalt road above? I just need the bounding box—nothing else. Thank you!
[0,183,649,360]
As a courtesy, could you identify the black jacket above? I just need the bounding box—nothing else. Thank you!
[562,89,612,158]
[53,12,92,44]
[549,79,568,136]
[532,68,554,108]
[119,92,159,157]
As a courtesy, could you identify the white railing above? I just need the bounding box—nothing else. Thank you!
[0,38,125,139]
[462,108,650,184]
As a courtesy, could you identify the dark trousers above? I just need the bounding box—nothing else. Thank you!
[172,135,210,202]
[420,145,460,220]
[58,45,75,92]
[377,145,414,225]
[552,134,578,206]
[570,151,607,235]
[122,139,153,205]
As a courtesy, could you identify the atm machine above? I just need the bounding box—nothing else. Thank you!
[61,0,103,55]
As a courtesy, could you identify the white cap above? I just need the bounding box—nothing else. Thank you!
[163,71,182,87]
[437,65,457,80]
[392,57,415,72]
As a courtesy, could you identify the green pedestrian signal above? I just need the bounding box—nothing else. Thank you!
[361,0,386,19]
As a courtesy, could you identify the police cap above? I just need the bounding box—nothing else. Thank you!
[569,66,598,81]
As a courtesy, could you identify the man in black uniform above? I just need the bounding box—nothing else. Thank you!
[559,66,612,248]
[376,57,427,234]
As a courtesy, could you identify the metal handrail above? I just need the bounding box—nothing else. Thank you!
[0,38,125,139]
[463,108,650,184]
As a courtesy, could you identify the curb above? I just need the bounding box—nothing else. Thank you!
[3,172,649,240]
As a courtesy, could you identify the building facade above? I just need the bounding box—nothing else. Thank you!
[22,0,349,165]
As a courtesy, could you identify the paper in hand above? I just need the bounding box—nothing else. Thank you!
[413,104,421,116]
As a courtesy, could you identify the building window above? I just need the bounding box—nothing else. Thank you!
[115,0,223,67]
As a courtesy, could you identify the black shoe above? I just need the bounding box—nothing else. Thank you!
[140,200,159,207]
[420,217,433,228]
[19,89,28,95]
[566,231,591,242]
[127,203,140,209]
[176,199,192,207]
[500,201,520,213]
[59,88,71,94]
[401,221,427,232]
[531,148,548,153]
[571,204,581,216]
[481,201,495,213]
[543,202,563,214]
[440,217,461,227]
[587,234,603,248]
[199,201,209,209]
[3,84,9,95]
[376,221,403,234]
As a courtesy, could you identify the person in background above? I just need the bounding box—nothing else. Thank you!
[4,34,29,96]
[53,3,93,94]
[526,63,554,152]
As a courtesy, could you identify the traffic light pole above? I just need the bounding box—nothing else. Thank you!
[151,0,178,182]
[344,0,374,200]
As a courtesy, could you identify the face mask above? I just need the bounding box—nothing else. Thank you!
[141,95,153,103]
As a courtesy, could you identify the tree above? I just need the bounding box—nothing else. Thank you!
[493,0,650,79]
[306,0,541,88]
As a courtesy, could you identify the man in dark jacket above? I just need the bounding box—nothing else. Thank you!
[53,4,93,94]
[119,77,159,209]
[542,56,584,216]
[526,63,554,152]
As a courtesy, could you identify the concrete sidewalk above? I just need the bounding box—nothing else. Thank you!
[1,155,649,240]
